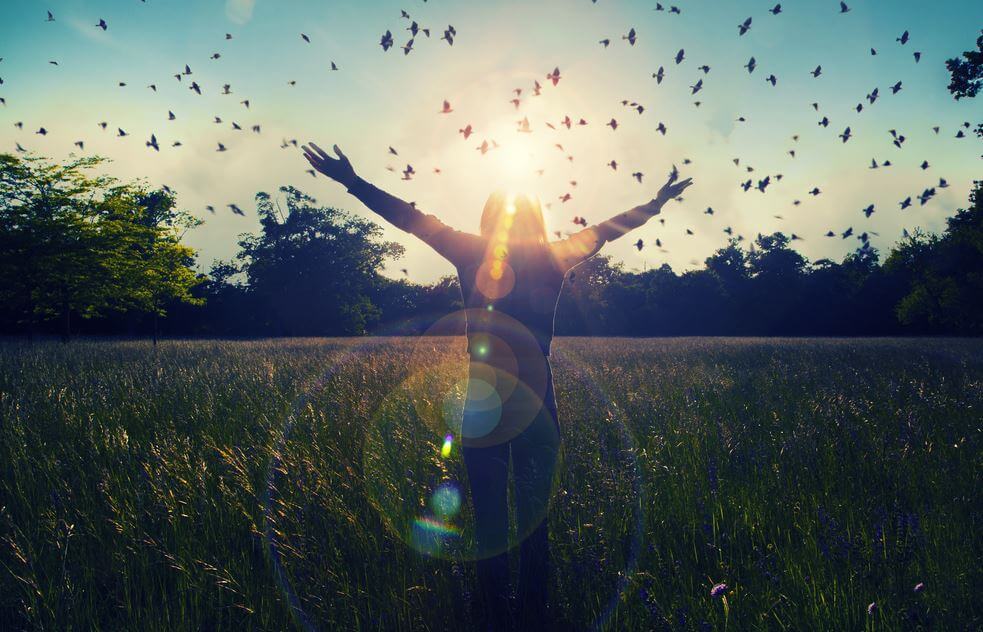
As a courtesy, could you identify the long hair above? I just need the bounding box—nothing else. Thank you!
[480,191,548,249]
[473,192,550,301]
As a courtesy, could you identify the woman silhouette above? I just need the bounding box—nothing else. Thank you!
[303,142,692,630]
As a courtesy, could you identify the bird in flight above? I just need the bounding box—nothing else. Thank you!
[380,30,394,51]
[546,67,561,86]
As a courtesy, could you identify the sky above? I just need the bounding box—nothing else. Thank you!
[1,0,980,282]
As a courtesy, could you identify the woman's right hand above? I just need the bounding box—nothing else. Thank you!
[302,142,356,186]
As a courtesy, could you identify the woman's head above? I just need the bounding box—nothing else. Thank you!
[480,191,548,247]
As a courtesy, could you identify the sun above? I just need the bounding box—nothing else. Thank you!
[481,117,542,193]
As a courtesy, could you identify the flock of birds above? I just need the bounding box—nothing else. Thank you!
[1,2,976,266]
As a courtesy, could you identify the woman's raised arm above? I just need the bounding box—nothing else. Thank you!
[550,170,693,271]
[302,142,481,266]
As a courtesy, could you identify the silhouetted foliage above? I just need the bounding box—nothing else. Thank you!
[946,30,983,139]
[204,187,404,336]
[885,182,983,334]
[0,154,201,339]
[1,155,981,339]
[946,30,983,100]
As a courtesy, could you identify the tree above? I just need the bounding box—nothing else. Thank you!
[946,30,983,100]
[946,30,983,138]
[231,186,404,336]
[745,232,808,334]
[0,153,202,338]
[886,182,983,334]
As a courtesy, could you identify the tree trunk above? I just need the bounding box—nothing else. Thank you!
[153,312,159,346]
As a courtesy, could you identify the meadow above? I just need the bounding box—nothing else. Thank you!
[0,337,979,631]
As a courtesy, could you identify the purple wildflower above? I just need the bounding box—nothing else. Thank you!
[710,583,727,598]
[867,602,877,616]
[913,582,925,593]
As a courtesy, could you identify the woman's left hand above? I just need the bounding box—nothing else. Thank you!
[655,171,693,203]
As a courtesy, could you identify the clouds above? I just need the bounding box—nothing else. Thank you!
[225,0,256,26]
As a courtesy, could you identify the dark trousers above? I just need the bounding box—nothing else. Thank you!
[462,361,561,631]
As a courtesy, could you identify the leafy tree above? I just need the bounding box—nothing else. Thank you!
[231,186,404,335]
[946,30,983,100]
[0,154,202,338]
[946,30,983,138]
[745,232,808,334]
[886,182,983,334]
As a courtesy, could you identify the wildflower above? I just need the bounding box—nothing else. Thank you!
[913,582,925,593]
[710,583,727,598]
[867,602,877,616]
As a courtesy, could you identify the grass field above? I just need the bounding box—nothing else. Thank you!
[0,337,979,631]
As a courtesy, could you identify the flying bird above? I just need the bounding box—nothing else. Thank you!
[546,67,561,86]
[441,25,456,45]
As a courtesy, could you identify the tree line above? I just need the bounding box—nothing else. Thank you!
[1,151,980,340]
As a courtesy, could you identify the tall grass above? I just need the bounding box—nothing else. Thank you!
[0,338,979,630]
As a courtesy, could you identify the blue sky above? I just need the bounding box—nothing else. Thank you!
[1,0,981,281]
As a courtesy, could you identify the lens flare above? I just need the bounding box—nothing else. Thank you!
[441,434,453,458]
[431,482,462,519]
